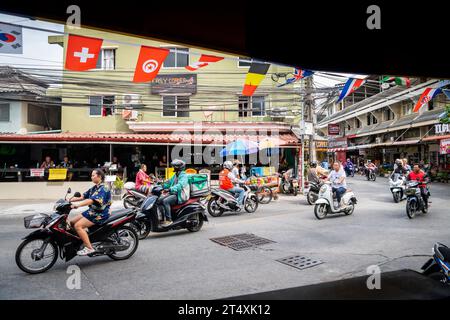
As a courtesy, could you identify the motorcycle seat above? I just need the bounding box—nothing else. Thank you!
[102,208,134,224]
[436,245,450,262]
[130,189,147,196]
[171,197,200,211]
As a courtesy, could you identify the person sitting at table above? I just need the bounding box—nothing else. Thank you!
[59,155,73,181]
[40,156,55,169]
[135,164,153,195]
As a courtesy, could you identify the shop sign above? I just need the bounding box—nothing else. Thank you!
[328,124,340,135]
[435,123,450,135]
[151,74,197,94]
[440,139,450,155]
[328,137,347,148]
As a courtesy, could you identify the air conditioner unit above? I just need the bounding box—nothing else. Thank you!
[122,94,141,106]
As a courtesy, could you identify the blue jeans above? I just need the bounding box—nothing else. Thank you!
[228,187,245,205]
[160,194,177,220]
[332,187,346,204]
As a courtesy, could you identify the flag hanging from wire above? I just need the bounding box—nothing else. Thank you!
[185,54,224,71]
[0,22,23,54]
[242,62,270,96]
[133,46,169,82]
[277,68,314,87]
[381,76,411,87]
[336,78,366,103]
[65,35,103,71]
[413,88,442,112]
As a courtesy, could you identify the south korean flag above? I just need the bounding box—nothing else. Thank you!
[0,23,23,54]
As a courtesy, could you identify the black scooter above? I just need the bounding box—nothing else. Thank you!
[15,188,139,274]
[131,185,208,239]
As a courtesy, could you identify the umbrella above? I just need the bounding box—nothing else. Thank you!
[220,140,258,157]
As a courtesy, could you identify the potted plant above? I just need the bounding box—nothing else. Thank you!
[112,176,124,195]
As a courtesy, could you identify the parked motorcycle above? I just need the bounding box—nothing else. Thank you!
[389,173,406,203]
[421,242,450,284]
[280,174,299,196]
[122,181,147,209]
[314,181,357,219]
[207,184,258,217]
[405,180,430,219]
[248,184,273,204]
[15,188,139,274]
[305,181,323,205]
[131,185,208,239]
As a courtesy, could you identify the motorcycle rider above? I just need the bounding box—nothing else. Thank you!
[344,158,355,176]
[406,164,430,208]
[68,169,111,256]
[219,160,245,209]
[307,161,321,185]
[160,159,190,226]
[326,162,347,208]
[365,160,377,179]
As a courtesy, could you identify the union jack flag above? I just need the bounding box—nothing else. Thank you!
[277,68,314,87]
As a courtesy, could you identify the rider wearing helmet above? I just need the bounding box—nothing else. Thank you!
[160,159,189,226]
[219,160,245,208]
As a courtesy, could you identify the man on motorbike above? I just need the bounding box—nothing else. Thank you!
[407,164,430,208]
[219,160,245,209]
[160,159,190,226]
[326,162,347,208]
[365,160,377,178]
[344,158,355,176]
[68,169,111,256]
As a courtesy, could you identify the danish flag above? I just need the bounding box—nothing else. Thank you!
[65,35,103,71]
[185,54,223,71]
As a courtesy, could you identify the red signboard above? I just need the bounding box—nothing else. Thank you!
[328,124,340,135]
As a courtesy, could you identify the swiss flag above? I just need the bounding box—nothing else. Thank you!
[133,46,169,83]
[65,35,103,71]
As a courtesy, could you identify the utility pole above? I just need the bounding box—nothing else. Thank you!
[304,76,316,162]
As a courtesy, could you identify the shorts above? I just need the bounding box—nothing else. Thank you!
[82,209,110,225]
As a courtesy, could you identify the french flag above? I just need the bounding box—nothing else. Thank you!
[337,78,366,103]
[413,88,442,112]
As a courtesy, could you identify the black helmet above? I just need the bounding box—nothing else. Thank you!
[171,159,186,172]
[309,161,317,168]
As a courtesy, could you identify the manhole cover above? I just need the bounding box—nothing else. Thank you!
[210,233,276,251]
[276,255,323,270]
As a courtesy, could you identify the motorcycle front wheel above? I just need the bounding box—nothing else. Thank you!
[15,238,58,274]
[133,220,151,240]
[207,197,224,217]
[244,195,259,213]
[306,191,317,205]
[406,198,417,219]
[314,203,328,220]
[293,186,298,197]
[108,226,139,261]
[393,192,401,203]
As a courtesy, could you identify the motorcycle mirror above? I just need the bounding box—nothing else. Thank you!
[67,188,72,194]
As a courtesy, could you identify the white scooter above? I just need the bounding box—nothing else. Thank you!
[314,181,357,220]
[389,173,406,203]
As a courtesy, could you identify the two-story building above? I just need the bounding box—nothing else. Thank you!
[318,77,449,169]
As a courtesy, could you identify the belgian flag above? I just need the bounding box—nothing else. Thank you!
[242,62,270,96]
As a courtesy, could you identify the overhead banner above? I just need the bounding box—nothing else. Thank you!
[48,168,68,180]
[0,23,23,54]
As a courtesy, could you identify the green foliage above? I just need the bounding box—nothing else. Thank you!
[440,105,450,124]
[113,176,124,190]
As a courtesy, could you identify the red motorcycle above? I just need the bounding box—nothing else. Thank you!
[15,188,139,274]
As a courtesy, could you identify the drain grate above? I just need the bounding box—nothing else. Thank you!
[210,233,276,251]
[276,255,323,270]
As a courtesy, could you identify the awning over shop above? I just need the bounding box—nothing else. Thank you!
[390,139,420,146]
[328,148,347,152]
[0,131,301,147]
[422,134,450,142]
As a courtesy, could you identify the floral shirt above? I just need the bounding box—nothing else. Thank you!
[82,183,111,221]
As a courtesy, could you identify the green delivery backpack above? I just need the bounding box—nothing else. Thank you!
[188,174,210,197]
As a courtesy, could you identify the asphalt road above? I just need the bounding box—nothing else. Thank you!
[1,175,449,299]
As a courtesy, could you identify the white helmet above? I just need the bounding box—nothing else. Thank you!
[223,161,233,170]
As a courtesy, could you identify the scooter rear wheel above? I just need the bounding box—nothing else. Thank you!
[108,226,139,260]
[187,212,204,232]
[314,203,328,220]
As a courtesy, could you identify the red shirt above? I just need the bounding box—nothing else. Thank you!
[408,171,426,187]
